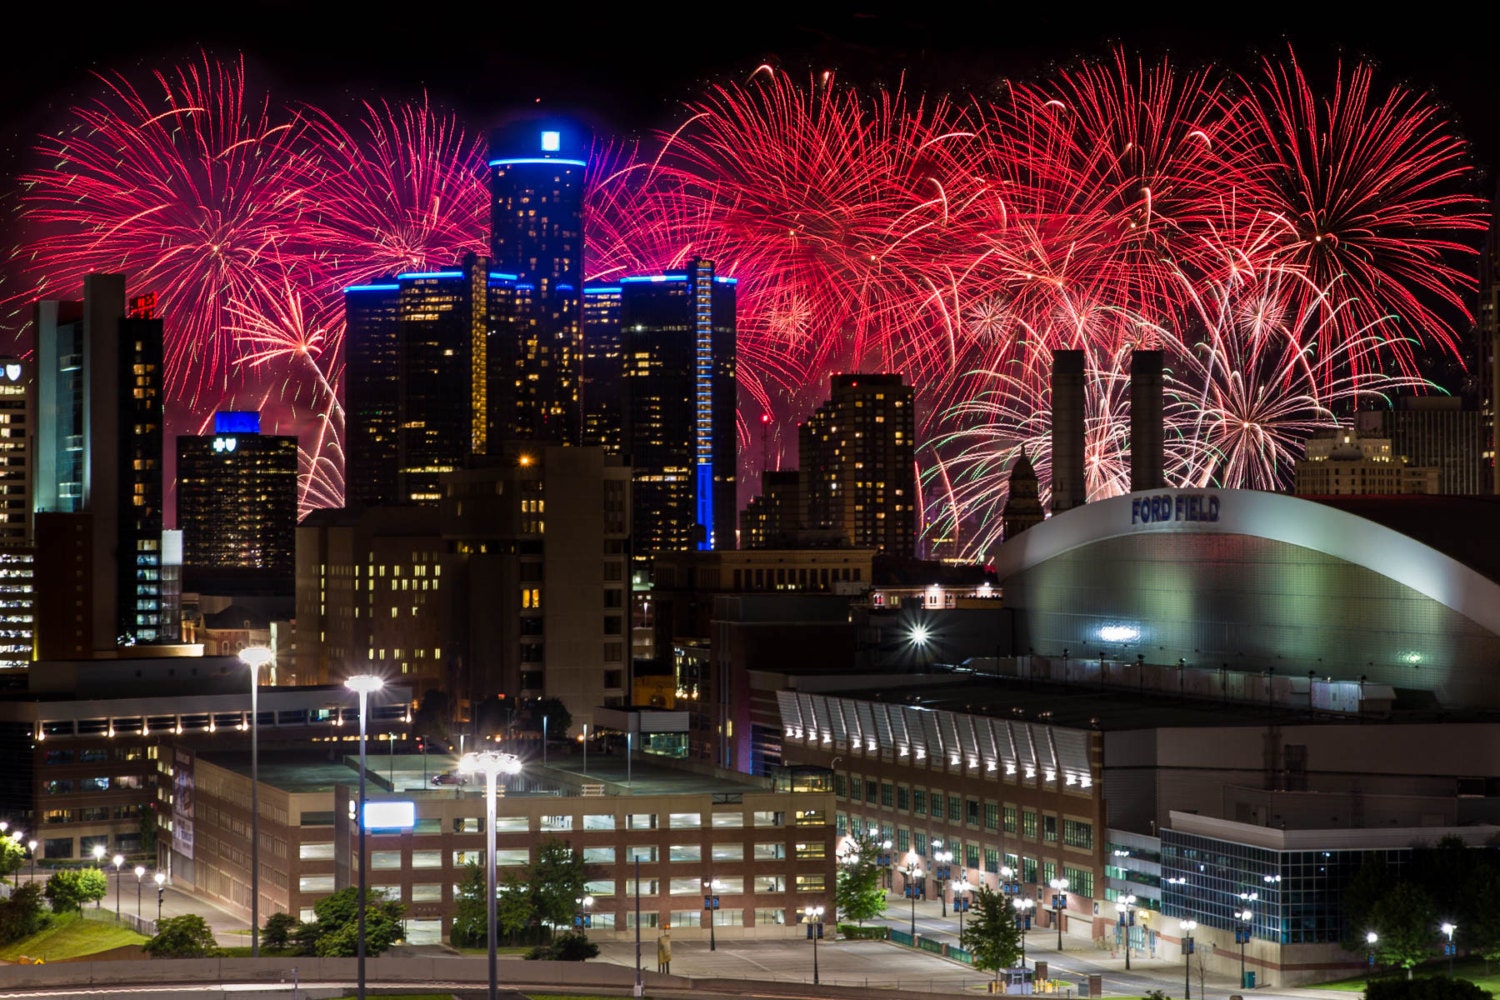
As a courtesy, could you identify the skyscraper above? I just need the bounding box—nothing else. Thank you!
[603,260,737,571]
[488,119,586,445]
[34,275,165,651]
[177,411,300,594]
[343,256,534,506]
[798,373,916,558]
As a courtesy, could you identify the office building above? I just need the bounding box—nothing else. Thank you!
[1477,188,1500,493]
[176,412,299,595]
[798,373,916,558]
[0,358,34,670]
[582,283,624,455]
[599,260,737,572]
[296,446,630,729]
[342,257,534,506]
[488,120,586,445]
[33,275,165,652]
[1354,399,1487,495]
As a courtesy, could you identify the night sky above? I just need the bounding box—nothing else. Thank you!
[3,6,1498,187]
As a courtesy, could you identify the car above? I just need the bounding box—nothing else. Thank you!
[430,771,468,786]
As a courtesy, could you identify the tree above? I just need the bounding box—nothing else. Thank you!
[262,911,299,951]
[144,914,223,957]
[0,883,48,944]
[451,859,488,948]
[1464,865,1500,965]
[1371,881,1439,979]
[140,807,159,857]
[0,838,25,883]
[835,829,887,926]
[44,868,108,913]
[527,698,573,741]
[1368,977,1495,1000]
[1342,855,1392,952]
[412,689,452,748]
[497,871,534,943]
[308,886,405,957]
[960,885,1024,984]
[529,838,587,934]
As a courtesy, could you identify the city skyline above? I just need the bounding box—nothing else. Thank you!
[2,10,1496,560]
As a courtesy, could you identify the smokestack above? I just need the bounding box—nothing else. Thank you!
[1051,349,1085,513]
[1131,349,1164,492]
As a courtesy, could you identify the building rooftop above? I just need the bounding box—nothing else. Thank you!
[1308,494,1500,583]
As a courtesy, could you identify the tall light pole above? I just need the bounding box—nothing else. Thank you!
[1013,898,1035,966]
[135,865,145,918]
[1115,894,1136,969]
[1443,922,1457,978]
[1180,920,1197,999]
[346,674,385,1000]
[113,854,124,920]
[240,646,273,958]
[1235,908,1253,989]
[27,839,36,884]
[901,853,923,939]
[460,749,523,1000]
[8,831,22,887]
[803,904,825,985]
[155,871,166,922]
[1049,877,1069,950]
[1366,930,1378,986]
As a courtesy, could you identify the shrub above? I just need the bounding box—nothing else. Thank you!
[1368,977,1492,1000]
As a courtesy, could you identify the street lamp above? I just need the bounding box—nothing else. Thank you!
[933,846,953,918]
[953,874,973,937]
[1366,930,1378,984]
[703,877,722,950]
[1180,920,1197,999]
[92,845,105,907]
[240,646,273,958]
[155,871,166,922]
[9,831,22,887]
[1115,893,1137,970]
[803,904,825,985]
[876,839,894,890]
[1442,922,1457,978]
[575,894,594,932]
[112,854,124,919]
[135,865,145,918]
[27,839,36,884]
[901,852,924,939]
[459,749,523,1000]
[1235,909,1254,989]
[1049,878,1069,950]
[345,673,385,1000]
[1013,897,1035,966]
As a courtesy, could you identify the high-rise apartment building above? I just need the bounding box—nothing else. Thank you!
[582,283,624,455]
[34,275,165,652]
[798,373,916,558]
[343,256,534,506]
[176,411,299,594]
[1477,187,1500,493]
[488,120,586,445]
[1294,425,1440,495]
[594,260,737,572]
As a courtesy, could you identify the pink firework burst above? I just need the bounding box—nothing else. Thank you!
[18,52,314,408]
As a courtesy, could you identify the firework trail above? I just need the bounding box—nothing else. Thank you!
[8,45,1485,547]
[17,53,313,408]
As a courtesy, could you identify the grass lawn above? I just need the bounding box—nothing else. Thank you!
[1311,958,1500,992]
[0,911,149,962]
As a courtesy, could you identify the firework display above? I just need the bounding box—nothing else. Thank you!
[6,47,1486,546]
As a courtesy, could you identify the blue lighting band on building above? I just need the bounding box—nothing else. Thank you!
[557,284,575,292]
[620,275,682,284]
[397,270,463,280]
[696,464,714,550]
[344,283,400,292]
[214,411,261,434]
[714,277,739,285]
[583,286,622,295]
[487,158,588,167]
[487,272,519,281]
